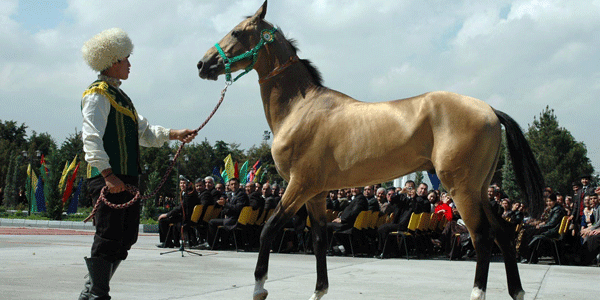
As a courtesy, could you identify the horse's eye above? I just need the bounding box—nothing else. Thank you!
[231,30,241,38]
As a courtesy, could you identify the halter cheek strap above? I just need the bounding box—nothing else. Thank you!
[215,27,278,84]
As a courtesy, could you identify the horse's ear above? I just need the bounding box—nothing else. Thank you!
[252,0,267,21]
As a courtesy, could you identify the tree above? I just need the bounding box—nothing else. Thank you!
[503,106,593,198]
[246,142,283,184]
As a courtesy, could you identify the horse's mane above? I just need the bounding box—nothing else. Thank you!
[286,38,324,87]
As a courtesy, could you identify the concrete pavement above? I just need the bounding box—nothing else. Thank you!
[0,224,598,300]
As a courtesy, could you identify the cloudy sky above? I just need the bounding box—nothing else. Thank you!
[2,0,599,172]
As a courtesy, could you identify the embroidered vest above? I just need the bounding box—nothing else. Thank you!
[83,80,140,177]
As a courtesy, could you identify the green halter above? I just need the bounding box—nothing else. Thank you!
[215,27,278,84]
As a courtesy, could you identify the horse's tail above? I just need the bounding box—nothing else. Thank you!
[494,109,545,218]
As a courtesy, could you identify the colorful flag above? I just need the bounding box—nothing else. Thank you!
[212,166,224,184]
[26,164,32,209]
[253,166,263,183]
[252,159,262,172]
[239,161,249,184]
[234,161,239,180]
[223,154,235,181]
[35,176,46,212]
[62,162,80,204]
[67,179,83,214]
[221,169,229,183]
[247,169,255,183]
[30,168,38,213]
[40,154,49,175]
[58,161,69,192]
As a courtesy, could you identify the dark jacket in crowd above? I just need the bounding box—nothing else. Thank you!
[223,189,249,220]
[166,190,200,225]
[339,194,369,226]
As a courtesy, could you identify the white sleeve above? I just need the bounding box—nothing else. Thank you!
[137,113,171,147]
[81,93,112,172]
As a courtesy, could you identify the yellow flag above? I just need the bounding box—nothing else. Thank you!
[58,161,69,192]
[253,166,262,183]
[58,155,78,192]
[224,154,235,181]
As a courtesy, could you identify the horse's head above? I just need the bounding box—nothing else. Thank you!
[197,1,273,81]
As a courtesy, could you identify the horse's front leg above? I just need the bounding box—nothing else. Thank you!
[253,183,313,300]
[305,193,329,300]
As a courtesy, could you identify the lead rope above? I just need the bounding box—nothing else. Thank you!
[84,83,230,223]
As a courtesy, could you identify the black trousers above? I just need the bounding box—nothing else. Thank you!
[158,216,182,246]
[207,218,236,247]
[88,175,140,263]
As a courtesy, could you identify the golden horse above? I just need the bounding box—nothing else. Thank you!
[197,2,544,299]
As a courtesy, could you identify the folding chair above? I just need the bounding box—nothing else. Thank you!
[529,216,570,265]
[211,206,254,251]
[330,210,371,257]
[381,212,422,260]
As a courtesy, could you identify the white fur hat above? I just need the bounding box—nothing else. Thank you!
[82,28,133,72]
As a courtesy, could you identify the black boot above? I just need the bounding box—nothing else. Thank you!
[79,259,121,300]
[80,257,114,300]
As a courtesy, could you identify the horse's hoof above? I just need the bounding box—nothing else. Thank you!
[309,288,328,300]
[513,290,525,300]
[470,287,485,300]
[253,291,268,300]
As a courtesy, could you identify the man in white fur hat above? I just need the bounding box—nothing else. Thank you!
[79,28,197,299]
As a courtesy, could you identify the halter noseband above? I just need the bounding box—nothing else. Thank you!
[215,27,278,84]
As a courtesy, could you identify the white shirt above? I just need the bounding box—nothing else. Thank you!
[81,75,170,173]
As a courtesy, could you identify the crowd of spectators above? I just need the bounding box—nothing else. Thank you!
[154,173,600,266]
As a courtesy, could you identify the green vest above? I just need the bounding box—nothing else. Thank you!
[83,80,140,177]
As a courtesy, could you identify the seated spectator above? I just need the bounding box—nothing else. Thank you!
[337,189,349,211]
[195,178,213,206]
[246,182,264,211]
[501,198,512,219]
[157,176,200,248]
[327,189,369,255]
[581,195,594,230]
[364,185,379,212]
[580,198,600,264]
[326,190,339,211]
[375,187,388,213]
[519,193,566,263]
[215,182,226,195]
[434,191,452,222]
[505,202,524,226]
[262,183,279,212]
[197,178,249,250]
[204,176,222,205]
[376,186,426,258]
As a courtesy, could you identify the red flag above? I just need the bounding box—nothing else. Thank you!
[234,161,239,179]
[40,154,49,175]
[62,162,80,204]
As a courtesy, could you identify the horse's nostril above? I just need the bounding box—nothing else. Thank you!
[197,61,204,70]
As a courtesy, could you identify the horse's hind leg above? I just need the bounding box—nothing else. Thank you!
[495,226,525,300]
[253,182,315,300]
[451,189,494,300]
[304,193,329,300]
